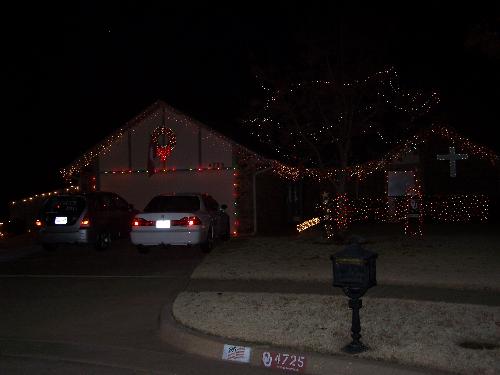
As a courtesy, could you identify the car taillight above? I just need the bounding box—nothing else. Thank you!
[80,217,91,228]
[172,216,202,226]
[133,218,154,227]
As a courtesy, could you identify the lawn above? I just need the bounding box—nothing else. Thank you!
[174,292,499,375]
[176,222,500,374]
[192,223,500,290]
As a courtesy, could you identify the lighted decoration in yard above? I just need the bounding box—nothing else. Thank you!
[321,193,350,240]
[297,193,350,238]
[386,169,420,229]
[295,194,487,233]
[437,146,468,177]
[296,217,320,232]
[425,194,488,223]
[404,185,423,237]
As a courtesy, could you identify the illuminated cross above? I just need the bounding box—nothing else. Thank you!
[436,146,468,177]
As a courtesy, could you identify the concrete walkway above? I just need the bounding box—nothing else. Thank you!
[158,278,496,375]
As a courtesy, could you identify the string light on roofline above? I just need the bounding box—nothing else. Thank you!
[61,101,253,181]
[100,167,237,175]
[256,125,499,183]
[60,108,163,181]
[10,186,80,206]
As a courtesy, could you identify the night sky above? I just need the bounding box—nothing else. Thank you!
[2,2,499,218]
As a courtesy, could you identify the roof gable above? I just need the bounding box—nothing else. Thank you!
[60,100,260,180]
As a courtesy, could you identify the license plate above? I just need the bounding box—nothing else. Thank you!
[156,220,170,228]
[55,216,68,225]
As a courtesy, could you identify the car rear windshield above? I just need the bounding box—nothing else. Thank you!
[144,196,200,213]
[42,196,86,215]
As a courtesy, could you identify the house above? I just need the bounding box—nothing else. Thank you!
[59,101,233,235]
[383,126,500,223]
[10,102,499,234]
[56,100,297,236]
[272,125,500,226]
[9,101,296,235]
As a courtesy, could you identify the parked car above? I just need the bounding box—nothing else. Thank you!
[36,191,137,251]
[131,193,230,253]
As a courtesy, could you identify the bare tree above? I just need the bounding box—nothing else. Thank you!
[244,37,439,240]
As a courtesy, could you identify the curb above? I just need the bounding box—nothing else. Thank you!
[159,302,454,375]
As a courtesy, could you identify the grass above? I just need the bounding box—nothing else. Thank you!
[175,223,500,374]
[193,223,500,291]
[174,292,500,375]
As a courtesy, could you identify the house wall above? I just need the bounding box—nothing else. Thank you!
[98,109,234,173]
[233,160,254,234]
[236,172,292,235]
[420,139,499,196]
[200,128,233,168]
[256,172,290,234]
[234,156,292,234]
[99,135,129,171]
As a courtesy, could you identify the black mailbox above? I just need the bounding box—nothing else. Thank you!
[331,242,377,291]
[330,242,378,354]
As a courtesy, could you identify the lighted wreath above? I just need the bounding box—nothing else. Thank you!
[150,126,176,161]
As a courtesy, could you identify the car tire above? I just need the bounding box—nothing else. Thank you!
[94,232,111,251]
[42,243,57,251]
[137,245,150,254]
[200,226,214,253]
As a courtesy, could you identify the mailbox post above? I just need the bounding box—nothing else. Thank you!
[330,242,377,353]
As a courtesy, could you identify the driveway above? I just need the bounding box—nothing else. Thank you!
[0,238,276,374]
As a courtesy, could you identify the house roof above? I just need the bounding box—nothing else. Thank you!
[61,100,498,183]
[60,100,265,181]
[267,124,499,182]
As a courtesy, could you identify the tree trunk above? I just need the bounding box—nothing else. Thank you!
[319,171,351,243]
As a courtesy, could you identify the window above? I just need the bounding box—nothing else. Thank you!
[144,196,200,213]
[42,196,86,215]
[111,194,129,210]
[87,193,111,211]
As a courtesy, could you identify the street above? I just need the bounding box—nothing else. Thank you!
[0,239,275,374]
